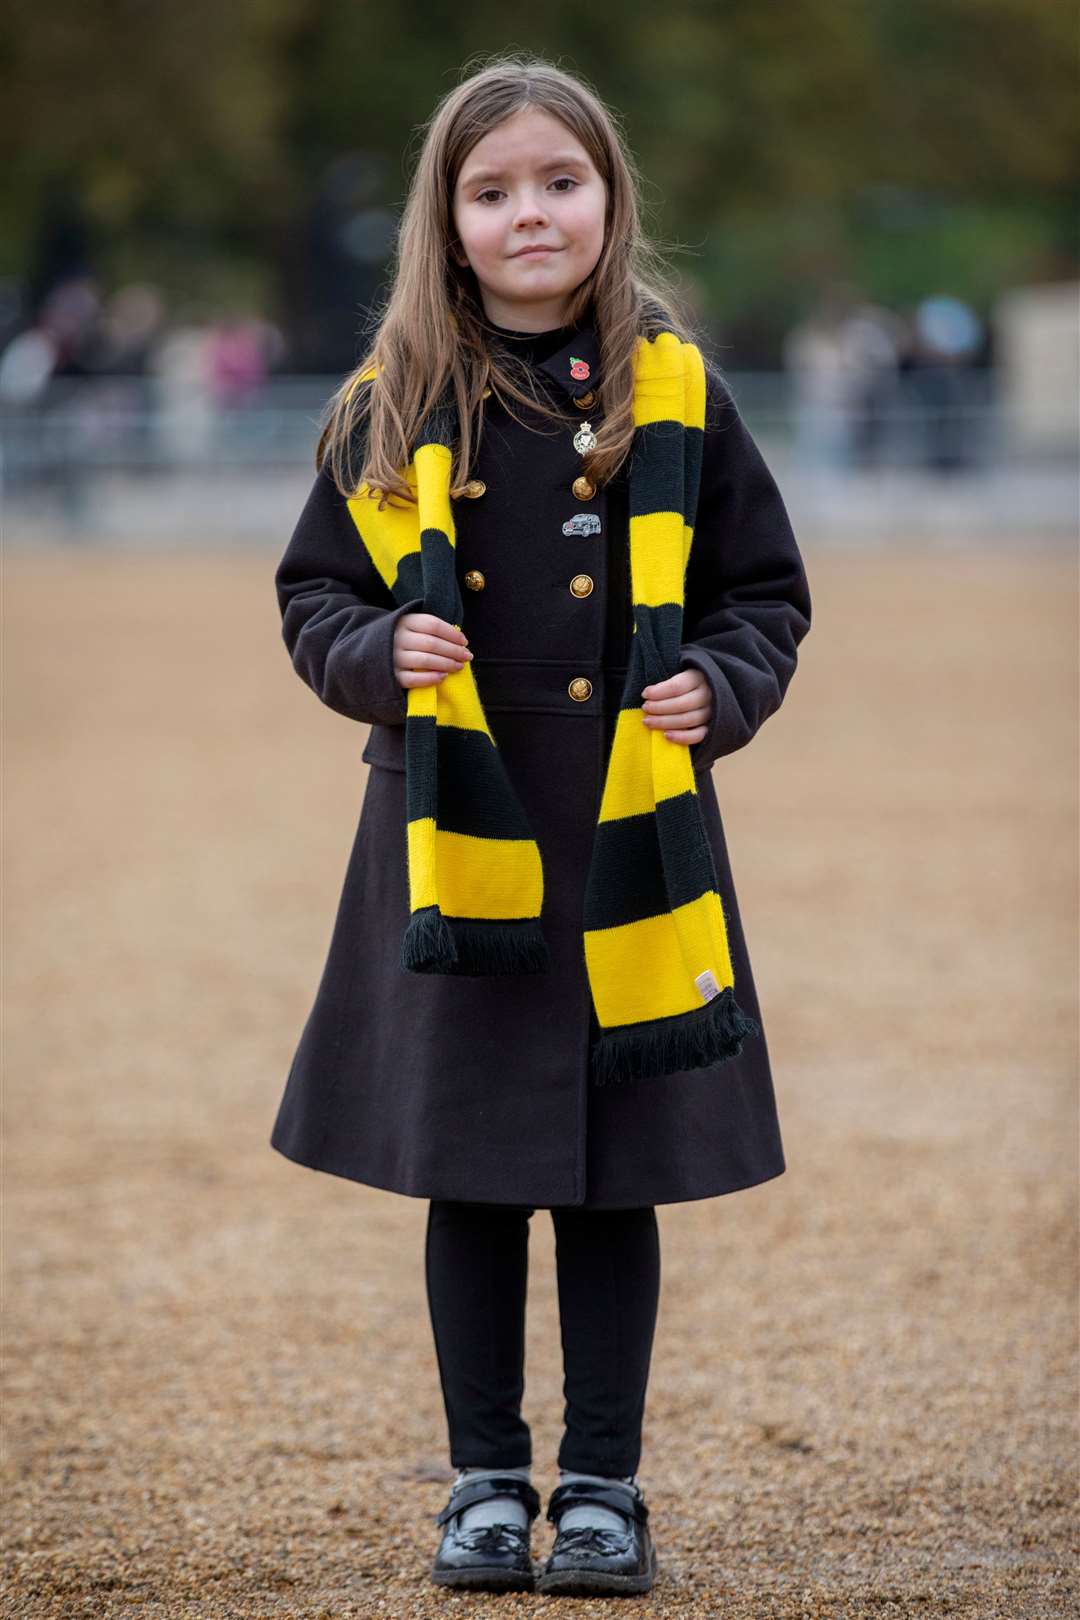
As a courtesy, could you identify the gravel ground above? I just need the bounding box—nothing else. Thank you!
[3,547,1077,1618]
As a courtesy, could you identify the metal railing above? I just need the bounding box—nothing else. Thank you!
[2,371,1075,544]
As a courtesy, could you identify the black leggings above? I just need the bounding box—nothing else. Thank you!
[424,1199,661,1477]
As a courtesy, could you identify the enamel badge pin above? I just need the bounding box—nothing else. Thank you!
[569,356,591,381]
[562,513,602,537]
[572,420,598,454]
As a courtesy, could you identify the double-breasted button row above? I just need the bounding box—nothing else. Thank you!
[463,474,596,500]
[462,570,593,597]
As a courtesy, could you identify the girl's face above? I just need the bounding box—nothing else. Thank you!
[451,106,606,331]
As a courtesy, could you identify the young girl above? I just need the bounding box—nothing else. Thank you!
[270,55,811,1599]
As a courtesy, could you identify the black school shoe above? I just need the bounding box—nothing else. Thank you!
[537,1478,658,1596]
[430,1474,542,1591]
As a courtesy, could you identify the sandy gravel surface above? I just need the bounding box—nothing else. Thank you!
[3,547,1076,1618]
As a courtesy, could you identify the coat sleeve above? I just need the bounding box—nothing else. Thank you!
[274,462,424,728]
[679,369,812,773]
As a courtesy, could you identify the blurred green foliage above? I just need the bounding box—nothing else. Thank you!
[3,0,1077,344]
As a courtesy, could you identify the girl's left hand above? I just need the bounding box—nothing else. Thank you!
[641,667,713,745]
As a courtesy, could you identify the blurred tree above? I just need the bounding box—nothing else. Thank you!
[1,0,306,313]
[2,0,1076,358]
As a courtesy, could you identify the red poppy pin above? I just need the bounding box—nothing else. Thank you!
[569,356,591,381]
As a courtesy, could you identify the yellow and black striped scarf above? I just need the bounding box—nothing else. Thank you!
[346,329,758,1084]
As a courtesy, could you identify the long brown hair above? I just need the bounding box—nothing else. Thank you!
[317,52,706,506]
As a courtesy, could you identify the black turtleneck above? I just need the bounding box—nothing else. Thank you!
[487,319,578,367]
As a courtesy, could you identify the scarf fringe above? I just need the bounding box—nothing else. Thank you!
[402,905,552,976]
[589,987,761,1086]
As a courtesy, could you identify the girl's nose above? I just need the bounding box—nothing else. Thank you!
[512,196,549,229]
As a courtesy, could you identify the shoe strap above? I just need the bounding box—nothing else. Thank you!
[546,1479,649,1527]
[434,1474,541,1527]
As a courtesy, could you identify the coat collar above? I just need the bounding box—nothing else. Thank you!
[534,324,601,400]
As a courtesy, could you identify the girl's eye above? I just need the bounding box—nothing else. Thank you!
[474,177,579,204]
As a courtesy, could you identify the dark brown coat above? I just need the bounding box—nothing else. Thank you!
[269,322,812,1208]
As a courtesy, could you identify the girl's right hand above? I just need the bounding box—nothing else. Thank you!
[393,612,473,688]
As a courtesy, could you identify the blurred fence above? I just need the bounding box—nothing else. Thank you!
[2,370,1076,547]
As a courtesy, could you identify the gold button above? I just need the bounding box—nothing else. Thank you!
[572,475,596,501]
[461,479,486,499]
[569,574,594,597]
[568,677,593,702]
[464,569,485,591]
[573,390,596,410]
[482,387,492,399]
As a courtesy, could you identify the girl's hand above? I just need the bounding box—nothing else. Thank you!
[393,613,473,688]
[641,667,713,745]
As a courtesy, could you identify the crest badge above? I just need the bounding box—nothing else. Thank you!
[572,420,598,455]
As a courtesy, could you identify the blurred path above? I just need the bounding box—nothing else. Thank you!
[3,549,1076,1617]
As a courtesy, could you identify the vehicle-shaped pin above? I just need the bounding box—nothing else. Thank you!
[562,513,602,537]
